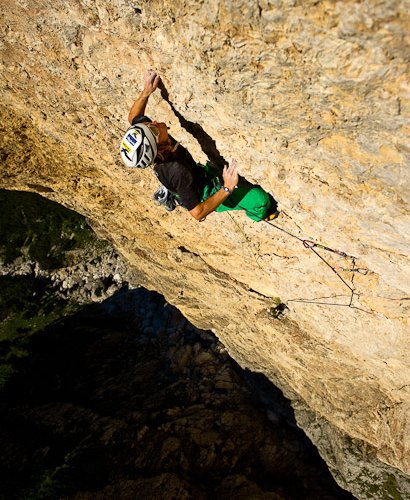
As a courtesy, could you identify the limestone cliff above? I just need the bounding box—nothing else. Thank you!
[0,0,409,497]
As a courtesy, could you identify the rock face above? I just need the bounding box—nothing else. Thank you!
[0,1,409,497]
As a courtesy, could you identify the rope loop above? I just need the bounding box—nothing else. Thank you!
[303,240,316,249]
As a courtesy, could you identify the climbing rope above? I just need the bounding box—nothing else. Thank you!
[201,167,367,291]
[234,205,370,311]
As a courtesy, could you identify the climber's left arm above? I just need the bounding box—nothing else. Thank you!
[128,69,160,124]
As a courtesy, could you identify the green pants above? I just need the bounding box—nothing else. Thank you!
[201,165,271,222]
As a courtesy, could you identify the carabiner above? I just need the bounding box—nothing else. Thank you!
[303,240,316,249]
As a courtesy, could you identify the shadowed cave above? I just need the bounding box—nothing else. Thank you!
[0,190,356,499]
[0,288,356,500]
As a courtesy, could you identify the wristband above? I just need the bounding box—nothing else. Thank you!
[222,185,238,194]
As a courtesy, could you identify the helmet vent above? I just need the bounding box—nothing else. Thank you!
[119,124,158,168]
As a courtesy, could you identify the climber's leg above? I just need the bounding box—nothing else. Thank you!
[215,180,274,221]
[200,168,277,222]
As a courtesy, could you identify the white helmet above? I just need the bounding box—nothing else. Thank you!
[119,123,158,168]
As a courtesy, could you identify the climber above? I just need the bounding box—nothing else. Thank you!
[120,69,278,222]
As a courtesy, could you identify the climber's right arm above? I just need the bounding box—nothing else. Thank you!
[189,188,232,221]
[128,69,160,124]
[189,161,239,221]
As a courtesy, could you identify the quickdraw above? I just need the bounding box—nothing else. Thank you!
[302,240,353,259]
[302,241,369,275]
[335,266,369,275]
[234,204,370,310]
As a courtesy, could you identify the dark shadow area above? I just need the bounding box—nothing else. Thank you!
[0,285,355,500]
[160,83,227,172]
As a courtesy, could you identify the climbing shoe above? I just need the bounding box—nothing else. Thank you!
[264,210,280,222]
[153,186,177,212]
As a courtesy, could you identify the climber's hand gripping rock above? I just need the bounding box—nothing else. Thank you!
[223,159,239,192]
[143,69,161,96]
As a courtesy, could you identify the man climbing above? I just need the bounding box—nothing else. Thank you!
[120,69,278,222]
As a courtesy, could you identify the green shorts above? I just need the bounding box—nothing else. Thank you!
[200,164,272,222]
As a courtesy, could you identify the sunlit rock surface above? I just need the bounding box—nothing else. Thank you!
[0,1,409,497]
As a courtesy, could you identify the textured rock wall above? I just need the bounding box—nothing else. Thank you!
[0,0,409,497]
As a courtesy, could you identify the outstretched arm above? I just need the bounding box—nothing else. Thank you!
[128,69,161,124]
[189,160,239,221]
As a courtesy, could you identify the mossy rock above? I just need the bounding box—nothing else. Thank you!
[0,189,99,269]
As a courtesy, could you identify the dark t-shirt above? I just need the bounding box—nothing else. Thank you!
[131,115,207,210]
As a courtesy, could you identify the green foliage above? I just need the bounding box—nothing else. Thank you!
[382,474,402,500]
[0,275,81,389]
[0,189,98,269]
[0,275,71,338]
[0,189,111,496]
[0,364,15,387]
[26,445,107,499]
[28,464,71,500]
[0,190,102,389]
